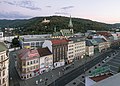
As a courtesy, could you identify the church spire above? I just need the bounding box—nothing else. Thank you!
[68,15,73,28]
[54,26,57,32]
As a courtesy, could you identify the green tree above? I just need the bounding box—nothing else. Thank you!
[11,37,20,48]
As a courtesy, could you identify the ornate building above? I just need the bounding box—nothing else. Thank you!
[42,39,68,67]
[0,42,9,86]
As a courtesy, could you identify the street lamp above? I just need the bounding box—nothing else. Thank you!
[83,54,87,79]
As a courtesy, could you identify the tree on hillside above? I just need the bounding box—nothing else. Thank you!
[11,37,20,48]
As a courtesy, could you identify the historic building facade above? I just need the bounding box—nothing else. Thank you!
[0,42,9,86]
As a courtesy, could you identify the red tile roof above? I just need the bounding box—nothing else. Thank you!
[51,39,68,45]
[97,32,112,37]
[18,48,39,60]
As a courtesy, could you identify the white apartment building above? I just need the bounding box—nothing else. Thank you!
[86,40,94,56]
[0,42,9,86]
[67,41,74,63]
[67,37,86,63]
[37,47,53,73]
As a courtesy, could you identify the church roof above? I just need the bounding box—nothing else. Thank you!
[60,29,73,36]
[52,32,62,36]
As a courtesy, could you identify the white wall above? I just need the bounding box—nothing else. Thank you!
[111,33,118,40]
[42,40,52,52]
[67,41,75,62]
[85,77,96,86]
[3,34,51,42]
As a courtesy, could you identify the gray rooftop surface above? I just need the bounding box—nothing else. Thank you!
[92,71,120,86]
[0,42,7,52]
[23,38,50,42]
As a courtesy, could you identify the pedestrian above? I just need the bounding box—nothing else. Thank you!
[45,81,47,85]
[36,80,38,85]
[59,72,60,76]
[46,78,48,81]
[40,79,42,82]
[51,75,53,78]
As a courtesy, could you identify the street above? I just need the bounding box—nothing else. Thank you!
[48,49,115,86]
[9,51,21,86]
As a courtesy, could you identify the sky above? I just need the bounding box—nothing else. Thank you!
[0,0,120,24]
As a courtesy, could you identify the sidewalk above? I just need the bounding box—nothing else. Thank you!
[17,49,112,86]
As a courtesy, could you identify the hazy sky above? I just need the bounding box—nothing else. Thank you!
[0,0,120,24]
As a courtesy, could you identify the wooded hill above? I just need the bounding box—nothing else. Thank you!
[0,16,117,35]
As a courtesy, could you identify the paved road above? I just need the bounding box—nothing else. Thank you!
[9,51,21,86]
[102,49,120,73]
[48,50,115,86]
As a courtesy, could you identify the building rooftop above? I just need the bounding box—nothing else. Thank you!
[17,47,52,60]
[18,48,39,60]
[23,38,49,42]
[86,40,93,46]
[60,29,73,36]
[90,73,113,82]
[69,37,85,43]
[92,73,120,86]
[94,38,106,43]
[51,39,68,45]
[0,42,7,52]
[52,32,62,36]
[97,31,112,37]
[37,47,52,57]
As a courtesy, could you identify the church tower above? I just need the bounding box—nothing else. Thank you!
[68,15,73,28]
[68,15,74,34]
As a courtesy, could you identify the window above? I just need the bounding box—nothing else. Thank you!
[3,78,5,84]
[36,60,38,63]
[34,66,35,69]
[27,62,29,65]
[22,62,25,66]
[3,70,5,76]
[23,43,30,46]
[31,42,35,46]
[30,61,32,65]
[36,42,39,46]
[1,55,3,61]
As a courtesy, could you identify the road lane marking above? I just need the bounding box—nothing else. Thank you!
[106,64,119,69]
